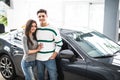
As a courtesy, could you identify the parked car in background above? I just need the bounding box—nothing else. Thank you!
[0,27,120,80]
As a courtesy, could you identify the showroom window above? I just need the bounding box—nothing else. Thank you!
[64,1,104,33]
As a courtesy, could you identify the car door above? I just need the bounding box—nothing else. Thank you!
[11,31,24,74]
[59,40,90,80]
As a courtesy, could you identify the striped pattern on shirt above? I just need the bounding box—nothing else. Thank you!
[36,25,63,61]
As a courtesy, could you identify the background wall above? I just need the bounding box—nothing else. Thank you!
[6,0,104,33]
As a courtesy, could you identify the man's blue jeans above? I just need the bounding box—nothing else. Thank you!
[36,59,58,80]
[21,60,35,80]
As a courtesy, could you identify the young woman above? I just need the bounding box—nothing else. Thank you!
[21,19,43,80]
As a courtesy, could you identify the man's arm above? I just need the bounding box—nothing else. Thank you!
[49,28,63,59]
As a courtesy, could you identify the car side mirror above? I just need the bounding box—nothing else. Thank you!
[59,49,74,59]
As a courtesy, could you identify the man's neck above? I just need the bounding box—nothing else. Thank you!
[41,23,49,27]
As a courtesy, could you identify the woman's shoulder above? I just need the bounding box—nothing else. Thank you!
[22,35,27,40]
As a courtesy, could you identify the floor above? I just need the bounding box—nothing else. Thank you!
[0,73,5,80]
[0,73,24,80]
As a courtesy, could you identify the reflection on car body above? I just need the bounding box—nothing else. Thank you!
[0,27,120,80]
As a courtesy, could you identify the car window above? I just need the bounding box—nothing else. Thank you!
[67,31,120,58]
[61,39,83,59]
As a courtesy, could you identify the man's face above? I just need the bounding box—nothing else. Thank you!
[37,12,47,24]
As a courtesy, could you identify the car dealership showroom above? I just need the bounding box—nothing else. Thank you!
[0,0,120,80]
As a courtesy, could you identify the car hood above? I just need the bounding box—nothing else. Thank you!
[0,31,15,41]
[0,32,9,38]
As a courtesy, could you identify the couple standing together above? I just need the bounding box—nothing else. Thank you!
[21,9,63,80]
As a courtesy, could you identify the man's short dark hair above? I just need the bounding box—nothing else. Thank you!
[37,9,47,15]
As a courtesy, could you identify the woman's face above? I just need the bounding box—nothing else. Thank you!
[30,22,37,33]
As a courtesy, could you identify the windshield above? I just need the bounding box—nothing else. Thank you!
[67,31,120,58]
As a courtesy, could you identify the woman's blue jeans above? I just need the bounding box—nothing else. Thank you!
[36,59,58,80]
[21,60,36,80]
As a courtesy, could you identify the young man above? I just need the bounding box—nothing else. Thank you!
[36,9,63,80]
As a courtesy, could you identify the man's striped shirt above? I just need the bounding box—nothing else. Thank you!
[36,25,63,61]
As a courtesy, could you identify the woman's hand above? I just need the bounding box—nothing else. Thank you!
[37,43,43,51]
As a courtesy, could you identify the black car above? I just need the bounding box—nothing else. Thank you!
[0,27,120,80]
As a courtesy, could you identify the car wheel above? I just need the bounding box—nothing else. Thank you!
[0,55,16,80]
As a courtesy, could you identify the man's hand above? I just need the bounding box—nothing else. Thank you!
[49,52,57,59]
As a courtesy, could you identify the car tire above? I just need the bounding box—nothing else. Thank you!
[0,55,16,80]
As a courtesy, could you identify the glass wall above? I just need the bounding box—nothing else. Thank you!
[64,1,104,33]
[7,0,105,33]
